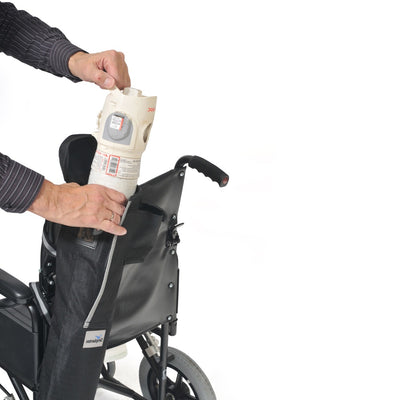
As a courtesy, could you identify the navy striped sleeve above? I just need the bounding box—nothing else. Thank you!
[0,2,85,81]
[0,153,44,213]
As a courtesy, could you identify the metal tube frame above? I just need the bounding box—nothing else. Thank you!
[98,322,171,400]
[5,323,172,400]
[7,374,29,400]
[157,324,169,400]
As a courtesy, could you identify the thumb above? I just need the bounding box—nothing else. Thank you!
[96,70,116,89]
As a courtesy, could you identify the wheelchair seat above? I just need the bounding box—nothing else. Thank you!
[0,270,42,392]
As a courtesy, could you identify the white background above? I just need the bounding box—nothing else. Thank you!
[1,1,400,399]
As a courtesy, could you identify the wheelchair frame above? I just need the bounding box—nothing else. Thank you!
[0,154,228,400]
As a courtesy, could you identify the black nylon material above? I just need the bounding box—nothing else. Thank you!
[37,228,114,400]
[98,169,185,348]
[37,134,186,399]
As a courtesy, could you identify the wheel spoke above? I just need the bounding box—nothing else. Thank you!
[174,372,183,389]
[140,349,214,400]
[167,377,175,387]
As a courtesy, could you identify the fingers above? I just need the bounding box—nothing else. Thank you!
[100,50,131,89]
[99,219,127,236]
[100,191,128,236]
[89,186,127,235]
[95,206,126,236]
[104,186,127,204]
[94,70,116,90]
[68,50,131,90]
[101,187,127,230]
[96,185,131,235]
[103,202,124,223]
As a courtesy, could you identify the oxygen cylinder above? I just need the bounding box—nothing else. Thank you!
[88,88,157,198]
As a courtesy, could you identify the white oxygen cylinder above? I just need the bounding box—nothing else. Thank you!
[88,88,157,198]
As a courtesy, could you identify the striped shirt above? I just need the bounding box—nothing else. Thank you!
[0,2,84,213]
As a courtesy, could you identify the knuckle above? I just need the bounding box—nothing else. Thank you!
[108,49,119,59]
[111,50,125,63]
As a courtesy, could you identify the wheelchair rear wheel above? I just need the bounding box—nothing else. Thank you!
[139,347,216,400]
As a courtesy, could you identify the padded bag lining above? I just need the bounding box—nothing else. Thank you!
[58,134,97,185]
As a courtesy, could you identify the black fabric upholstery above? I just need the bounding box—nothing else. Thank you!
[58,134,97,185]
[0,268,32,304]
[37,135,186,399]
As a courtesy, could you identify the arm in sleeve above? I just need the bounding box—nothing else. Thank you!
[0,2,85,81]
[0,152,44,213]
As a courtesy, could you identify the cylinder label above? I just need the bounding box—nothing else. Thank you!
[110,115,124,130]
[91,150,140,179]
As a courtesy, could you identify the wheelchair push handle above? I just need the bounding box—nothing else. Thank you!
[175,155,229,187]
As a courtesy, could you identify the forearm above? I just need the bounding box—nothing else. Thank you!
[0,2,84,81]
[0,152,44,213]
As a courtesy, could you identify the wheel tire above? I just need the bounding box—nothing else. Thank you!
[139,347,216,400]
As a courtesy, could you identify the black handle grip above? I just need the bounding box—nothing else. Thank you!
[175,155,229,187]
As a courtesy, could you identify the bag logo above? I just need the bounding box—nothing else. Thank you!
[83,330,106,348]
[76,228,98,250]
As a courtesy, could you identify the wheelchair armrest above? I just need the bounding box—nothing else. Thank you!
[0,268,32,304]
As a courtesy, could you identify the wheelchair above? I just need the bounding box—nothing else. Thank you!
[0,134,229,400]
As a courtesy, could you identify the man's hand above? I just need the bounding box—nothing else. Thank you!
[68,50,131,90]
[28,180,127,236]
